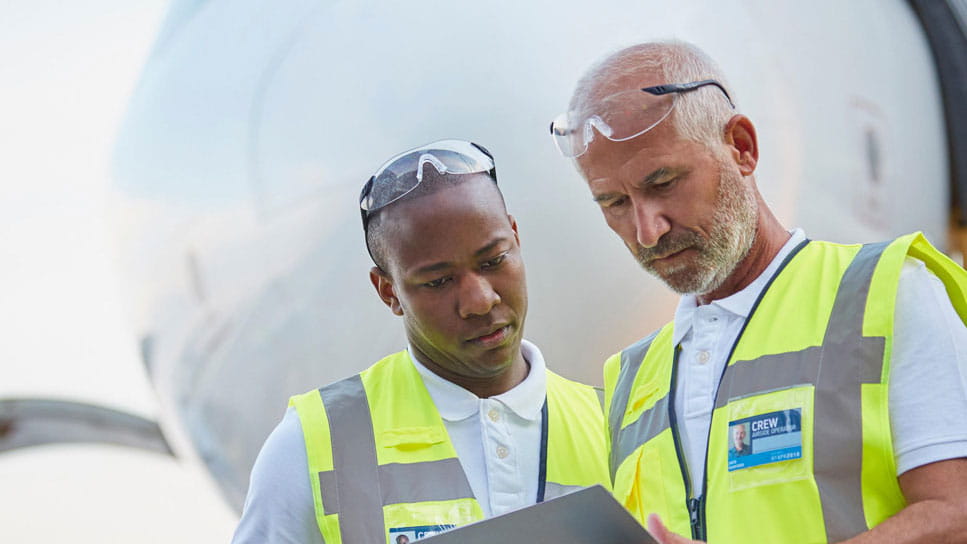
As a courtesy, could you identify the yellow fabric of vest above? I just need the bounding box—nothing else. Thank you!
[293,350,611,544]
[604,233,967,543]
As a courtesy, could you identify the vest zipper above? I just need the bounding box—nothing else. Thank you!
[667,348,702,540]
[687,498,702,535]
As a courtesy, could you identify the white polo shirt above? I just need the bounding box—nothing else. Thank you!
[673,229,967,492]
[408,339,545,518]
[231,340,547,544]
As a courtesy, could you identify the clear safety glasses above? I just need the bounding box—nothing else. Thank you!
[359,139,497,232]
[549,79,735,158]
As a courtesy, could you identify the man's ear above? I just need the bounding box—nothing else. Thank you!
[370,266,403,316]
[724,114,758,176]
[507,213,520,246]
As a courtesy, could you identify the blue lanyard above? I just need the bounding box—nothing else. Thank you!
[536,398,549,503]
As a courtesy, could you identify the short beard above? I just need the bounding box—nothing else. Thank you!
[634,160,758,296]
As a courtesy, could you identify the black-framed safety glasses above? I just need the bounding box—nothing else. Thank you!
[549,79,735,158]
[360,139,497,233]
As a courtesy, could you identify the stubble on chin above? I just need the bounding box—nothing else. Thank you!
[633,164,758,296]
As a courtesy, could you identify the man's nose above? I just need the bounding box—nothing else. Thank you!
[632,198,671,248]
[458,273,501,318]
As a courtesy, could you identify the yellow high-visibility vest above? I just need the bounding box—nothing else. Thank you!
[605,233,967,543]
[292,350,611,544]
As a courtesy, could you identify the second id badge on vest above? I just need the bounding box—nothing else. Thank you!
[728,409,803,471]
[390,524,456,543]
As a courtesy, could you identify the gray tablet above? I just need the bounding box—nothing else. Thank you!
[419,485,657,544]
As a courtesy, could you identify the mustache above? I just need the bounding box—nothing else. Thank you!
[634,231,703,265]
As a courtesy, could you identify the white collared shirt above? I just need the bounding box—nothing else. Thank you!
[672,229,967,495]
[409,339,546,517]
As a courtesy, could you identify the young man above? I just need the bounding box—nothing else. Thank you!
[232,140,610,543]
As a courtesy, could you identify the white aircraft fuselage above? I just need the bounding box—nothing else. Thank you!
[109,0,957,511]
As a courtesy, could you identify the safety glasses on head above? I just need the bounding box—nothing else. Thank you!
[360,139,497,233]
[549,79,735,158]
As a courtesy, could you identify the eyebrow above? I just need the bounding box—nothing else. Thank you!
[474,238,506,258]
[592,192,621,204]
[411,237,509,276]
[591,166,683,203]
[413,261,452,276]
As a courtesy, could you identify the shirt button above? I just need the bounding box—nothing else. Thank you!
[696,350,710,364]
[487,408,500,422]
[496,446,509,459]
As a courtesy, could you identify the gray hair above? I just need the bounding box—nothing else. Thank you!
[571,40,737,148]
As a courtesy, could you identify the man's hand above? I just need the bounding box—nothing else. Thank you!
[646,514,704,544]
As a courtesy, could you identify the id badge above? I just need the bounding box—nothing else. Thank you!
[389,524,455,543]
[728,408,803,471]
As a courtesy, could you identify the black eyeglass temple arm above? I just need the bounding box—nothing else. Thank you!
[642,79,735,109]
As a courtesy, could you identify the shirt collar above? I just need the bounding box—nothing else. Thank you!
[407,339,547,422]
[672,229,806,345]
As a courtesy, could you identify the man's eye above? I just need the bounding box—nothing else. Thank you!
[652,176,679,190]
[482,253,507,269]
[600,196,628,213]
[423,277,451,288]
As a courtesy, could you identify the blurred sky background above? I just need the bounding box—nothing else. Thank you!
[0,1,236,541]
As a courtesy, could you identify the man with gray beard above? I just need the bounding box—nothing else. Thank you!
[551,41,967,543]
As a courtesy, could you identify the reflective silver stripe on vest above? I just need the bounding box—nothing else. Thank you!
[612,394,671,481]
[610,241,891,541]
[544,482,587,500]
[609,330,663,480]
[378,458,474,506]
[813,241,889,541]
[317,375,384,543]
[714,241,889,541]
[317,375,475,541]
[317,470,340,515]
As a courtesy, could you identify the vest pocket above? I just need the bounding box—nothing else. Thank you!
[615,430,690,534]
[383,499,482,543]
[719,385,814,493]
[381,426,448,448]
